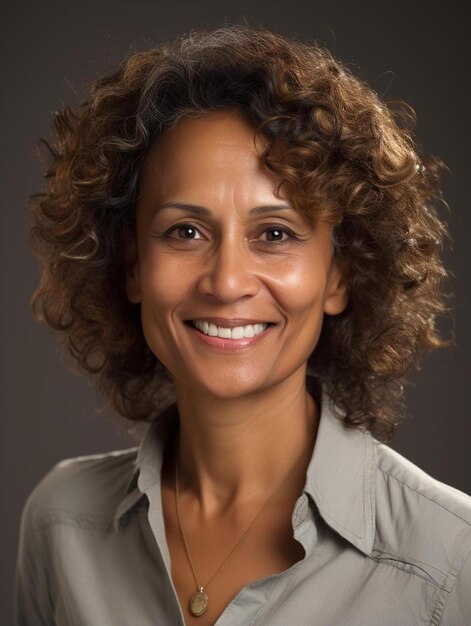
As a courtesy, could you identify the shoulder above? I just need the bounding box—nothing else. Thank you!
[372,440,471,585]
[374,441,471,527]
[22,447,139,531]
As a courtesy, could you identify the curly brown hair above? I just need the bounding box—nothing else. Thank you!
[29,24,452,443]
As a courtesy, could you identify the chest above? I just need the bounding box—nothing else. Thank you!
[161,484,306,626]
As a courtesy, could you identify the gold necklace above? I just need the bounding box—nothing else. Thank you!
[174,425,317,617]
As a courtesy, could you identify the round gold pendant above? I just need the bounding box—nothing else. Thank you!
[189,588,208,616]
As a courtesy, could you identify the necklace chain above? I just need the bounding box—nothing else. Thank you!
[174,424,317,599]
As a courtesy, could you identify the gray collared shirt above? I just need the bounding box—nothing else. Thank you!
[14,380,471,625]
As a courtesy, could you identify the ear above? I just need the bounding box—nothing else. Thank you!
[123,231,142,304]
[323,257,349,316]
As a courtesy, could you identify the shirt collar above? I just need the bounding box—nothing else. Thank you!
[304,376,377,555]
[113,377,377,556]
[113,402,178,531]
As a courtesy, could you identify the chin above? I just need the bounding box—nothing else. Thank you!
[177,369,271,399]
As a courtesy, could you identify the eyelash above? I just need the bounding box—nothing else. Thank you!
[159,222,298,244]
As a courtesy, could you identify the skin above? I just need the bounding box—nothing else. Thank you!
[124,108,348,521]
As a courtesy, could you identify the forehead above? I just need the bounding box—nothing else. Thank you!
[159,109,260,149]
[139,110,284,204]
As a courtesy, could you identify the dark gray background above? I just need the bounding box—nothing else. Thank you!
[2,1,470,622]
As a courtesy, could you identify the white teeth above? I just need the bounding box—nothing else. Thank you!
[231,326,244,339]
[192,320,269,339]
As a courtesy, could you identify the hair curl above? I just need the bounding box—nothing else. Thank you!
[29,24,452,443]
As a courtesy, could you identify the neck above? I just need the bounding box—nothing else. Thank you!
[167,369,319,519]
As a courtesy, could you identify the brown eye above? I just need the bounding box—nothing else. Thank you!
[260,226,295,243]
[164,223,203,239]
[266,228,285,241]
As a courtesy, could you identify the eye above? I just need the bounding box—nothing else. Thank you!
[257,226,296,243]
[163,223,204,240]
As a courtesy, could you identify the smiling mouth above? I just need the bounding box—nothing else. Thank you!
[184,320,274,340]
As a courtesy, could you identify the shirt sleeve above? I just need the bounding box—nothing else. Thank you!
[439,545,471,625]
[13,489,55,626]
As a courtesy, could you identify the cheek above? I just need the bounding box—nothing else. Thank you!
[137,257,189,366]
[272,254,328,316]
[139,253,189,309]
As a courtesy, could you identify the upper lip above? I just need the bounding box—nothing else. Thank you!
[187,318,273,329]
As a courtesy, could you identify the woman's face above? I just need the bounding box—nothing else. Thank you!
[125,110,348,398]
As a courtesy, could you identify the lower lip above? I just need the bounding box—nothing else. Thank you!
[185,323,274,351]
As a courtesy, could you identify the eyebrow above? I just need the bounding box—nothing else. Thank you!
[153,202,294,217]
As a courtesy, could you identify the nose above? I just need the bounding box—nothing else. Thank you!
[196,235,260,303]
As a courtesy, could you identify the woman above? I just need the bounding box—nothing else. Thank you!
[15,25,471,625]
